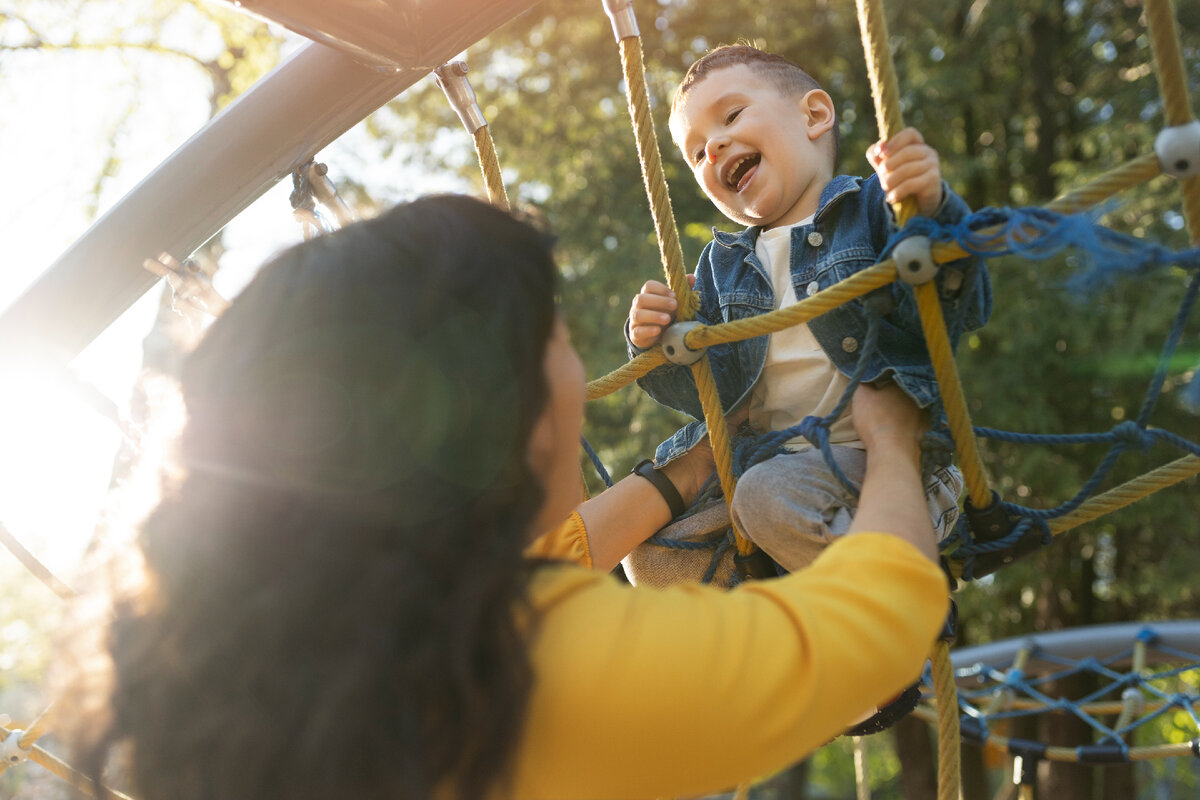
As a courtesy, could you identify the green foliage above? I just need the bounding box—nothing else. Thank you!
[368,1,1200,794]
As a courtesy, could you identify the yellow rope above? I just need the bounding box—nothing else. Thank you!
[586,349,669,400]
[855,3,965,796]
[609,10,754,553]
[1145,0,1200,244]
[1044,153,1164,215]
[17,704,53,751]
[688,356,752,554]
[0,523,75,600]
[1047,455,1200,537]
[472,126,511,211]
[930,640,962,800]
[855,0,918,226]
[920,152,1164,267]
[910,706,1200,763]
[686,263,897,348]
[967,695,1197,716]
[614,35,698,318]
[914,283,991,506]
[0,724,134,799]
[941,456,1200,580]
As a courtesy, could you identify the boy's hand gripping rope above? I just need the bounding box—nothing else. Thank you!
[602,0,766,569]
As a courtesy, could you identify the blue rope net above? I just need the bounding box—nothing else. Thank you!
[584,204,1200,585]
[920,623,1200,762]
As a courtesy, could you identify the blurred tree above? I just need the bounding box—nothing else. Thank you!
[3,0,1197,796]
[370,0,1199,796]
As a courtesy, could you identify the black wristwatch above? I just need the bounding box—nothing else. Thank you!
[631,458,687,519]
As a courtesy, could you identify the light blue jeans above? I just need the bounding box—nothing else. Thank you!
[730,445,962,572]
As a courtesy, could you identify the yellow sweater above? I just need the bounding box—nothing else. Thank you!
[515,513,949,799]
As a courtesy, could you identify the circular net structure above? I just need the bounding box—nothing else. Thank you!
[915,621,1200,794]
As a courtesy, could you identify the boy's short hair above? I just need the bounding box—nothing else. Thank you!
[672,44,840,168]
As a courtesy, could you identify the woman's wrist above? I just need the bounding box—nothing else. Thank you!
[632,459,687,519]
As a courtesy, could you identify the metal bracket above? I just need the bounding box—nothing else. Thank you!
[661,321,704,365]
[1154,120,1200,179]
[434,61,487,134]
[1,731,30,767]
[892,235,938,285]
[601,0,640,41]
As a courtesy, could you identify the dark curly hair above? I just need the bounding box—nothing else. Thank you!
[84,195,560,800]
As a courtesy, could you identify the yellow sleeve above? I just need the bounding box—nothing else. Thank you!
[511,532,949,800]
[524,511,592,568]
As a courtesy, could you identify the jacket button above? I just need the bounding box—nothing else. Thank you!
[841,336,859,353]
[806,281,820,296]
[807,231,824,247]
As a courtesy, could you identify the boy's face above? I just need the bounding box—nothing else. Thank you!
[670,64,835,229]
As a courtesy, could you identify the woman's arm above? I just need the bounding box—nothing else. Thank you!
[577,438,714,571]
[847,382,939,563]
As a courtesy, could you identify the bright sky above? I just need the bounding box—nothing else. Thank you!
[0,1,469,579]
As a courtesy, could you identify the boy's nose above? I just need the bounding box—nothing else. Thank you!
[705,140,724,164]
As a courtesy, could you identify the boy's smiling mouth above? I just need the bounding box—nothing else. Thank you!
[725,154,761,192]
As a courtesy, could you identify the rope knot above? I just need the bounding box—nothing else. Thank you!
[1112,420,1154,452]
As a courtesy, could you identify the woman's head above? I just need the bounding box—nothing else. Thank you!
[183,193,561,519]
[93,195,569,800]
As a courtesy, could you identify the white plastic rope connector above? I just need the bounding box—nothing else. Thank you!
[892,235,938,285]
[1,730,31,767]
[434,61,487,135]
[601,0,639,41]
[661,321,704,365]
[1155,121,1200,179]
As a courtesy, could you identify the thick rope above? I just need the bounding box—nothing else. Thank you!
[855,2,964,794]
[930,640,962,800]
[1145,0,1200,244]
[913,705,1200,764]
[855,0,918,226]
[614,35,697,317]
[609,9,754,554]
[925,152,1163,265]
[586,349,667,400]
[1045,153,1164,215]
[472,126,511,210]
[856,0,988,512]
[1046,455,1200,537]
[914,283,991,506]
[0,724,133,799]
[686,263,897,348]
[690,357,752,554]
[0,523,75,600]
[17,705,53,751]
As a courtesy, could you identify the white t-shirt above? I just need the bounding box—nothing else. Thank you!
[747,220,863,450]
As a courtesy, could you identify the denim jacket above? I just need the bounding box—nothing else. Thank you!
[630,174,992,466]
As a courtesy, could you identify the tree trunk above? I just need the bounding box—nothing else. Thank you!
[894,714,938,800]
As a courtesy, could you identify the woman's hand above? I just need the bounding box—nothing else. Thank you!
[848,382,938,563]
[851,380,927,456]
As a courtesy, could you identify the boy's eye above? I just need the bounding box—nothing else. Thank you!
[724,107,743,124]
[692,148,705,165]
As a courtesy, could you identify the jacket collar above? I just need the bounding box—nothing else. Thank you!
[710,174,865,250]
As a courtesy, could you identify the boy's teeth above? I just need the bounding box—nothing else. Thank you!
[727,154,761,189]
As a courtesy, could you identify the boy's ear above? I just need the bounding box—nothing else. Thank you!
[801,89,836,140]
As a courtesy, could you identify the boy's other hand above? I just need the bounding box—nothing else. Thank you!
[866,127,944,218]
[628,275,696,350]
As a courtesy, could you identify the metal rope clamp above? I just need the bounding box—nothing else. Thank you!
[660,321,705,365]
[1,730,30,767]
[892,234,938,285]
[601,0,639,41]
[434,61,487,135]
[1154,120,1200,179]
